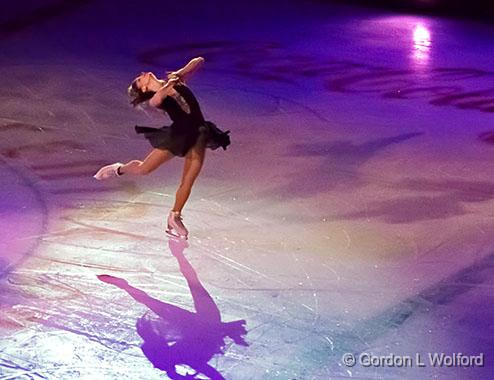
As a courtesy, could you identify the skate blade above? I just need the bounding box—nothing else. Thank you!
[93,170,110,180]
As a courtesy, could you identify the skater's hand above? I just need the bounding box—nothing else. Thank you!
[170,57,205,83]
[97,274,129,288]
[166,76,181,86]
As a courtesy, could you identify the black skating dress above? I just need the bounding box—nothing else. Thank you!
[135,83,230,157]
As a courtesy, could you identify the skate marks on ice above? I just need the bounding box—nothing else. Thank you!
[0,121,130,196]
[334,178,494,224]
[327,251,494,378]
[0,154,48,279]
[98,238,248,380]
[0,213,249,378]
[478,130,494,145]
[138,40,494,114]
[269,132,423,199]
[0,119,138,276]
[0,271,143,379]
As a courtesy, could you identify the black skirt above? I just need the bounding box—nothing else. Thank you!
[135,121,230,157]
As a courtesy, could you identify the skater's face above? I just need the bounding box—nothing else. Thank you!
[128,72,159,106]
[133,72,158,91]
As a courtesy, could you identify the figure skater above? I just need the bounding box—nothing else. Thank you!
[94,57,230,239]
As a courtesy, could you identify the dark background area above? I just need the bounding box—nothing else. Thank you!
[318,0,494,22]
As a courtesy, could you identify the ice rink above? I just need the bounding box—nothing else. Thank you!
[1,0,494,379]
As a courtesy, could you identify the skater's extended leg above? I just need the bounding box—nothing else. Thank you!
[94,148,174,179]
[120,148,174,175]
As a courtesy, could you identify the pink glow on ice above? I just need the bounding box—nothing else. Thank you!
[354,16,433,68]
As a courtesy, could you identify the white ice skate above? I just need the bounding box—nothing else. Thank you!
[93,163,123,180]
[166,211,189,239]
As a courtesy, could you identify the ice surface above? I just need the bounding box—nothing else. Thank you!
[1,1,494,379]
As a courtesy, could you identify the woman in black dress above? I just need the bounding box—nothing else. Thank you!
[94,57,230,239]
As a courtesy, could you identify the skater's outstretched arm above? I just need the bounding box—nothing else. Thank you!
[168,57,205,82]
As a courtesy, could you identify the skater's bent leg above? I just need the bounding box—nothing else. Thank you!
[172,142,206,212]
[120,148,174,175]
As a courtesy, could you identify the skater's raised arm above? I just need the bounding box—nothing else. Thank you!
[168,57,205,82]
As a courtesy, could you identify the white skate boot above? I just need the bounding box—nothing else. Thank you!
[166,211,189,239]
[93,163,123,180]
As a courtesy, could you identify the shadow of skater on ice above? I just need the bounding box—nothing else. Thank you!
[98,238,248,380]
